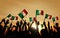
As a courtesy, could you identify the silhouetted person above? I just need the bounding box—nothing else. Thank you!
[3,19,9,36]
[48,21,52,38]
[36,21,41,38]
[54,23,59,32]
[10,23,12,29]
[16,21,19,31]
[48,21,50,33]
[0,21,1,24]
[27,22,30,28]
[50,26,54,38]
[22,20,27,31]
[0,18,5,24]
[0,22,3,37]
[53,23,60,38]
[0,22,3,31]
[37,21,39,31]
[8,26,18,38]
[41,21,49,38]
[41,29,49,38]
[43,21,47,30]
[19,20,23,31]
[6,23,12,35]
[4,19,9,29]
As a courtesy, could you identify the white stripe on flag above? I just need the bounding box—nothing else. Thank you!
[22,12,26,16]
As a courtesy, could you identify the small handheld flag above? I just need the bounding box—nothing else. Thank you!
[52,17,55,22]
[29,17,33,22]
[36,10,40,16]
[10,16,15,20]
[48,15,52,19]
[45,14,48,18]
[16,16,18,20]
[7,14,11,18]
[18,9,28,19]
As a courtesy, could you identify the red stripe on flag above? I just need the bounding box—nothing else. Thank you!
[10,17,12,20]
[49,15,52,19]
[22,9,28,15]
[56,16,59,20]
[41,10,44,15]
[16,16,18,20]
[33,17,37,22]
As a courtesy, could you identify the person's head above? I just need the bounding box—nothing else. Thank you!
[16,21,19,23]
[27,22,30,25]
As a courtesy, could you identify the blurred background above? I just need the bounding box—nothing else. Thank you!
[0,0,60,25]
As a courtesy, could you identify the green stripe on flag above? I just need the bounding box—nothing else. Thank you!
[18,12,24,19]
[45,14,48,18]
[36,10,40,16]
[7,14,11,18]
[52,17,55,22]
[29,17,32,22]
[11,16,15,20]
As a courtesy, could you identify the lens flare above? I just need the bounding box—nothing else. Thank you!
[38,24,45,33]
[38,25,42,32]
[31,22,37,30]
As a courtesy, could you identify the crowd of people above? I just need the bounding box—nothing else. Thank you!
[0,18,60,38]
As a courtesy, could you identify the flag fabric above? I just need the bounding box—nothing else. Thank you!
[16,16,18,20]
[7,14,11,18]
[56,16,59,20]
[29,17,32,22]
[36,10,40,16]
[48,15,52,19]
[22,9,28,15]
[18,13,24,19]
[52,17,55,22]
[36,10,44,17]
[18,9,28,19]
[40,10,44,15]
[45,14,48,18]
[33,17,37,22]
[10,16,15,20]
[10,17,12,20]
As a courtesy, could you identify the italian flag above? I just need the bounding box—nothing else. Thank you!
[7,14,11,18]
[36,10,44,17]
[29,17,33,22]
[48,15,52,19]
[18,9,28,19]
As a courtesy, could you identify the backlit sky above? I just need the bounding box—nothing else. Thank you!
[0,0,60,25]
